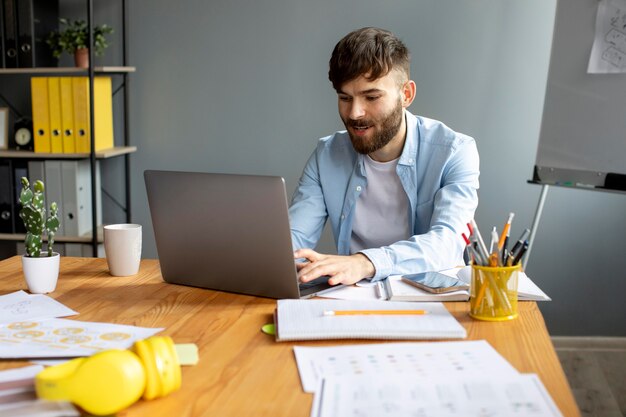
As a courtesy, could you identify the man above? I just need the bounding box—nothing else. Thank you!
[289,27,479,286]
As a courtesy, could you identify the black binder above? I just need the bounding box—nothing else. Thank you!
[0,160,14,233]
[2,0,18,67]
[0,0,6,67]
[12,159,27,233]
[16,0,58,68]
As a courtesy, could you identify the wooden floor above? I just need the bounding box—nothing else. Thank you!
[553,337,626,417]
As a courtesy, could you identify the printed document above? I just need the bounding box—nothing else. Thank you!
[294,340,518,393]
[0,291,78,324]
[311,373,563,417]
[0,318,162,358]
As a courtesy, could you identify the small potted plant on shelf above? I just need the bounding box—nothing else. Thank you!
[46,18,114,68]
[19,177,61,294]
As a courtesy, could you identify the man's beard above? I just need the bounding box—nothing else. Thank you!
[344,99,404,155]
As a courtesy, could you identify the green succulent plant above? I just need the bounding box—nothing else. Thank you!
[18,178,60,257]
[46,18,113,58]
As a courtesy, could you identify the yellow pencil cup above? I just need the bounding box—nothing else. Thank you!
[470,263,521,321]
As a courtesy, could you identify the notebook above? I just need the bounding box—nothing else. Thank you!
[274,299,467,341]
[144,170,341,299]
[382,266,551,302]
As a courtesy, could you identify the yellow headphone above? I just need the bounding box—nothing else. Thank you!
[35,336,181,416]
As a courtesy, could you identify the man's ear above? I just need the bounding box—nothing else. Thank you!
[401,80,416,108]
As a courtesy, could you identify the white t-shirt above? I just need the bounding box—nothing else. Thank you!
[350,155,411,253]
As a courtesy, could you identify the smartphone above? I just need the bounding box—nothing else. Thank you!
[401,271,469,293]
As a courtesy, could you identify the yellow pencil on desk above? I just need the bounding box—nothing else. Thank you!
[323,310,429,316]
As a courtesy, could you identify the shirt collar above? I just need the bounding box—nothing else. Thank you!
[398,110,418,167]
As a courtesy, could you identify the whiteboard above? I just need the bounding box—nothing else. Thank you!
[534,0,626,191]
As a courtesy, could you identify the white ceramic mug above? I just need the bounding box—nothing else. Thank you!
[104,224,142,276]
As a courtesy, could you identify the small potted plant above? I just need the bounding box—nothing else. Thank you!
[19,178,61,294]
[46,18,113,68]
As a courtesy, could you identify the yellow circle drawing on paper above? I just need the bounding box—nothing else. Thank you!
[99,332,131,341]
[60,335,92,344]
[8,322,38,330]
[53,327,85,336]
[14,330,45,339]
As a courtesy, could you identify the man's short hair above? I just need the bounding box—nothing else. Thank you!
[328,27,410,92]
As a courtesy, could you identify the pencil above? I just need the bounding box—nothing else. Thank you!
[323,310,429,316]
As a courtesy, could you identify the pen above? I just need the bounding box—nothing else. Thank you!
[509,228,530,258]
[489,226,498,254]
[468,234,486,265]
[469,241,486,265]
[498,212,514,251]
[512,241,529,265]
[469,219,490,262]
[323,310,429,316]
[375,281,387,300]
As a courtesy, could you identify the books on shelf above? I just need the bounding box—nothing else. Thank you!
[274,299,467,342]
[31,76,114,154]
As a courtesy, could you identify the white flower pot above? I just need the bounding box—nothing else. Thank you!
[22,252,60,294]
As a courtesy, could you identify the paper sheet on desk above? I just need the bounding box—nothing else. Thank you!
[294,340,518,393]
[0,365,80,416]
[0,319,162,358]
[311,373,563,417]
[0,291,78,324]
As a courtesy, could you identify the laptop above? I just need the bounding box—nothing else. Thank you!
[144,170,340,299]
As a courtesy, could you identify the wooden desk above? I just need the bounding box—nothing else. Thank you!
[0,257,580,417]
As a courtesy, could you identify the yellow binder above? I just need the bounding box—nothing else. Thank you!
[31,77,51,153]
[48,77,63,153]
[72,77,89,153]
[72,76,114,153]
[59,77,76,153]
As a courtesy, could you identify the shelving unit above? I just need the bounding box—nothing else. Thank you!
[0,146,136,159]
[0,66,135,75]
[0,0,133,257]
[0,227,103,243]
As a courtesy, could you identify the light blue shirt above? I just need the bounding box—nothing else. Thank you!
[289,110,480,281]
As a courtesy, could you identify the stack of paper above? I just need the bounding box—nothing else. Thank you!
[0,291,162,359]
[293,340,563,417]
[321,266,551,302]
[275,299,466,341]
[0,365,78,417]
